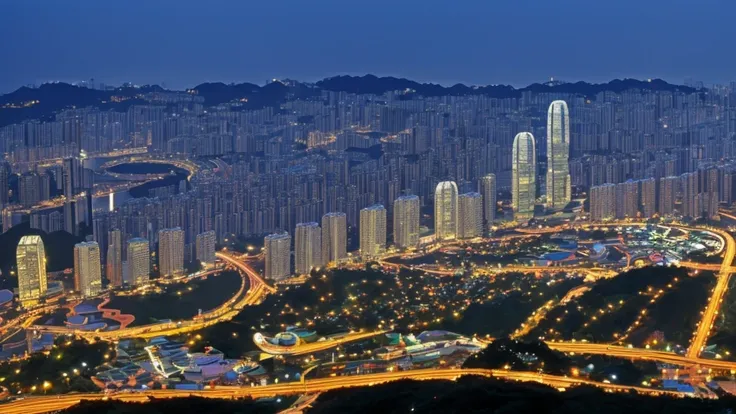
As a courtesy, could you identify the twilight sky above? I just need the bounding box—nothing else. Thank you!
[1,0,734,93]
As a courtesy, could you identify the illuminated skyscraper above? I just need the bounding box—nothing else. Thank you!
[264,232,291,280]
[295,222,322,274]
[512,132,536,220]
[393,195,420,249]
[434,181,458,241]
[615,180,639,219]
[458,192,482,239]
[159,228,185,278]
[17,235,47,307]
[74,241,102,298]
[106,229,123,287]
[478,174,496,232]
[359,204,387,258]
[546,100,571,210]
[680,172,699,218]
[322,212,347,264]
[195,230,216,266]
[127,238,150,286]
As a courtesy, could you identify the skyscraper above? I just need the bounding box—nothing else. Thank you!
[322,212,347,264]
[265,232,291,281]
[159,227,185,278]
[359,204,387,259]
[106,229,123,287]
[74,241,102,298]
[512,132,536,220]
[546,100,571,210]
[17,235,47,307]
[196,230,216,266]
[434,181,458,241]
[458,192,482,239]
[478,174,496,233]
[393,195,420,249]
[295,222,322,274]
[127,238,150,286]
[62,157,81,199]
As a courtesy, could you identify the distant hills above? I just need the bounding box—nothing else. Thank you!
[0,75,699,127]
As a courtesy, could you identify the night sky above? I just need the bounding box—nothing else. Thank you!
[1,0,734,92]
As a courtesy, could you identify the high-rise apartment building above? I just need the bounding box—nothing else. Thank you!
[74,241,102,298]
[322,212,347,264]
[195,230,216,265]
[127,238,150,286]
[434,181,458,241]
[17,235,47,307]
[589,183,615,221]
[458,192,482,239]
[478,174,496,232]
[107,229,123,287]
[639,178,657,218]
[295,222,322,274]
[265,232,291,280]
[359,204,387,258]
[615,180,639,219]
[159,227,185,278]
[393,195,420,249]
[658,176,678,216]
[546,100,571,210]
[512,132,536,220]
[680,172,699,218]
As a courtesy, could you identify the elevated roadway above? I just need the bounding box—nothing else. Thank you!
[0,367,689,414]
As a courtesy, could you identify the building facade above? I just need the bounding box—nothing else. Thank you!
[359,204,387,258]
[393,195,420,249]
[74,241,102,298]
[478,174,496,233]
[16,235,47,307]
[546,100,571,211]
[321,212,347,264]
[265,232,291,280]
[434,181,458,241]
[127,238,150,286]
[458,192,483,239]
[295,222,322,275]
[512,132,537,220]
[159,227,185,278]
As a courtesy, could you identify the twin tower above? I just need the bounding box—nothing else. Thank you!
[512,100,571,220]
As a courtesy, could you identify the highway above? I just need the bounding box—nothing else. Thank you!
[27,252,274,340]
[0,367,690,414]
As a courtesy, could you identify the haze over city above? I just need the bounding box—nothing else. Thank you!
[4,1,736,413]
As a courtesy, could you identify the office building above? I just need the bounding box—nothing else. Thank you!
[265,232,291,280]
[295,222,322,274]
[322,212,347,264]
[478,174,496,232]
[159,228,185,278]
[512,132,537,220]
[17,235,47,307]
[196,230,216,266]
[107,229,123,287]
[546,100,571,210]
[74,241,102,298]
[127,238,150,286]
[393,195,420,249]
[360,204,387,258]
[434,181,458,241]
[458,192,483,239]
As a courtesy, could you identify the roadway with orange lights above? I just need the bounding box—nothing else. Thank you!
[27,252,274,340]
[0,367,691,414]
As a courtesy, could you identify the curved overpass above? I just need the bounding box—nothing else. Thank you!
[253,329,390,356]
[29,252,273,340]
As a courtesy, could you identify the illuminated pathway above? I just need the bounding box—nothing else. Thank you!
[0,368,690,414]
[28,252,274,340]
